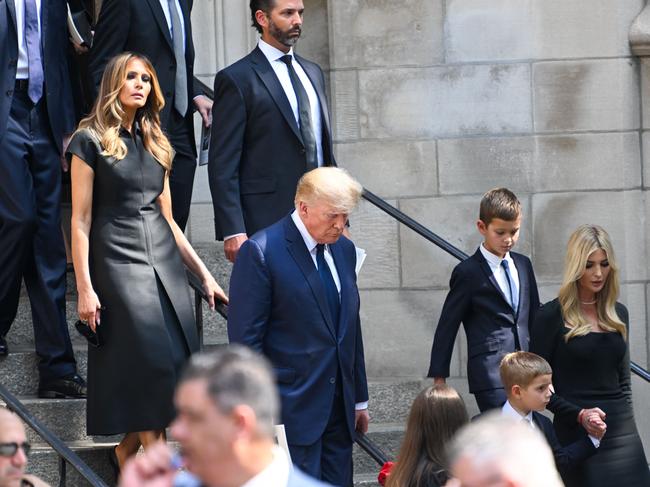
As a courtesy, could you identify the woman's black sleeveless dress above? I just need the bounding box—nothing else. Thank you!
[67,128,199,435]
[531,298,650,487]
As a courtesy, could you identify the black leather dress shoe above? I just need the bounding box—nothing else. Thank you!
[0,336,7,357]
[38,373,87,399]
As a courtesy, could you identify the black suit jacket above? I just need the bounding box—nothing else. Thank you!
[88,0,200,132]
[208,46,336,240]
[532,411,596,473]
[427,248,540,392]
[0,0,74,151]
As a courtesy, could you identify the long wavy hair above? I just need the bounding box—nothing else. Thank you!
[77,52,174,170]
[558,224,626,341]
[386,385,469,487]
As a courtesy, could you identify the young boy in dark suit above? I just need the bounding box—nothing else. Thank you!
[499,352,599,474]
[427,188,539,411]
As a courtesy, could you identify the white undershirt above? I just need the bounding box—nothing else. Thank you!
[13,0,42,80]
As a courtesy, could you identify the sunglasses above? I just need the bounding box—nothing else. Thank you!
[0,442,31,457]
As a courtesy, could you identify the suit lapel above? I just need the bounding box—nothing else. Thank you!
[6,0,16,31]
[39,0,48,50]
[476,249,512,309]
[144,0,173,50]
[329,242,349,341]
[178,0,191,54]
[512,253,527,319]
[284,218,337,340]
[296,54,332,138]
[250,47,303,143]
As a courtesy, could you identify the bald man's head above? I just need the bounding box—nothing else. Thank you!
[0,408,28,487]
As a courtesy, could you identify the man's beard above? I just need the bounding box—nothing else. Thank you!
[269,19,301,48]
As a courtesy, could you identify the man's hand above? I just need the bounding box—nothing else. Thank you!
[194,95,213,128]
[118,442,175,487]
[355,408,370,434]
[61,134,72,171]
[224,235,248,263]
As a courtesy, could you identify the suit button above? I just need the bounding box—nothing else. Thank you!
[9,58,17,67]
[329,377,335,384]
[6,89,13,97]
[169,65,174,71]
[300,148,306,154]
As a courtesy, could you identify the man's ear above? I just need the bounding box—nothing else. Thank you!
[476,219,487,236]
[255,10,269,30]
[231,404,257,440]
[511,385,521,398]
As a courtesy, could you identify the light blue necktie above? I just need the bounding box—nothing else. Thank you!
[501,260,519,312]
[167,0,188,115]
[24,0,43,103]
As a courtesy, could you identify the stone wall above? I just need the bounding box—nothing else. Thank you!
[188,0,650,440]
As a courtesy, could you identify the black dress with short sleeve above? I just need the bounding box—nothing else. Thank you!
[67,128,199,435]
[530,298,649,487]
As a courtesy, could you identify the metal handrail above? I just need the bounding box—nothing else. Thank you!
[0,384,108,487]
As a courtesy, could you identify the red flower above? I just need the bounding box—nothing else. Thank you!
[378,461,394,486]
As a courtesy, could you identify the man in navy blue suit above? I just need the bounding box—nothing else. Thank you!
[228,167,369,487]
[0,0,84,397]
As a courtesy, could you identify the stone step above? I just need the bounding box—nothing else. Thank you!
[26,441,117,487]
[354,473,381,487]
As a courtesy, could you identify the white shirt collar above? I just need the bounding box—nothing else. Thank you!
[258,38,294,63]
[479,243,513,268]
[240,446,291,487]
[502,400,534,425]
[291,210,318,253]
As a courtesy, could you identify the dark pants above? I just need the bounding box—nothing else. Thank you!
[474,387,507,412]
[0,90,76,381]
[167,108,196,231]
[289,390,353,487]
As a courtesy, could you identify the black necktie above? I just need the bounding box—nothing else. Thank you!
[280,55,318,170]
[316,244,340,328]
[500,260,518,312]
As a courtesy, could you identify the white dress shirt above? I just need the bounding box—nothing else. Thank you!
[290,210,368,411]
[13,0,42,80]
[258,39,324,167]
[479,244,520,309]
[158,0,186,53]
[240,446,291,487]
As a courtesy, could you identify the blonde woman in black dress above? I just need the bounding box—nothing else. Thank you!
[530,224,649,487]
[68,53,227,470]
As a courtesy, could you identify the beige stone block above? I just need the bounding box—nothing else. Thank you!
[533,59,639,132]
[187,203,216,245]
[337,140,437,198]
[445,0,644,62]
[296,0,330,70]
[359,64,531,139]
[359,290,451,377]
[643,132,650,187]
[621,284,647,369]
[191,1,218,76]
[642,61,650,130]
[330,70,360,141]
[399,195,533,288]
[330,0,444,68]
[438,133,641,195]
[532,191,646,283]
[352,200,400,289]
[220,0,257,68]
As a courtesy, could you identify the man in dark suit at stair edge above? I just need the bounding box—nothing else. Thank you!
[89,0,212,231]
[209,0,337,263]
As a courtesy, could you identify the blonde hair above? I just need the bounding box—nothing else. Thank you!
[479,188,521,225]
[294,167,362,213]
[559,224,626,341]
[500,352,552,393]
[77,52,174,170]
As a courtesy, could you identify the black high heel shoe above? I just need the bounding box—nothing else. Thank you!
[108,446,120,480]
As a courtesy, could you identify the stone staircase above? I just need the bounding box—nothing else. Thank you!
[0,246,481,487]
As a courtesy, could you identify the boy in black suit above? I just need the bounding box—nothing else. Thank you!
[499,352,599,473]
[427,188,539,411]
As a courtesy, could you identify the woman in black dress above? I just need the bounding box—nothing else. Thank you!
[68,53,227,469]
[530,224,649,487]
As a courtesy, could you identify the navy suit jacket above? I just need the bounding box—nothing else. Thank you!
[0,0,74,151]
[208,47,336,240]
[427,248,540,392]
[532,411,596,473]
[228,215,369,446]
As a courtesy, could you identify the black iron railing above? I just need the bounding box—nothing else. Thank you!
[0,384,108,487]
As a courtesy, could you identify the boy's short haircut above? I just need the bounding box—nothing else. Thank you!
[500,352,552,393]
[479,188,522,225]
